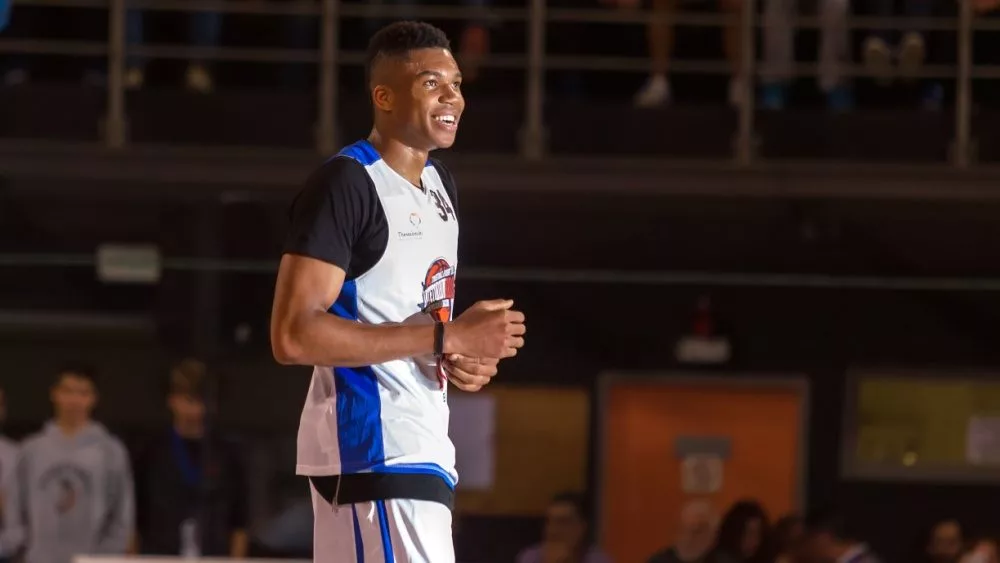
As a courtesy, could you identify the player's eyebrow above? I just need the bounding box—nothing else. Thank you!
[416,70,463,81]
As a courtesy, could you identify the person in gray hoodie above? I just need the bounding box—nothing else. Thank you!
[0,384,20,563]
[0,365,134,563]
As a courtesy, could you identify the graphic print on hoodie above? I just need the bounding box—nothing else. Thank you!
[2,421,134,563]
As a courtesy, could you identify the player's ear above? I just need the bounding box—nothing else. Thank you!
[371,85,393,112]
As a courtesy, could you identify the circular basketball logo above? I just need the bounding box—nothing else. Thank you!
[421,258,456,322]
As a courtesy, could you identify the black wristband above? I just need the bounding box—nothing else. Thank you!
[433,321,445,357]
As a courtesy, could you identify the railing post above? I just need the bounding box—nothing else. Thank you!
[104,0,127,148]
[952,0,973,168]
[316,0,339,155]
[734,0,756,165]
[520,0,546,160]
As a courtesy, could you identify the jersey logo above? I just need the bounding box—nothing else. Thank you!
[429,189,457,222]
[421,258,456,322]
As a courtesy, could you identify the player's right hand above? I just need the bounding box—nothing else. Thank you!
[447,299,526,359]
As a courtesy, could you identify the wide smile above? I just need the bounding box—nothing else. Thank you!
[431,114,459,131]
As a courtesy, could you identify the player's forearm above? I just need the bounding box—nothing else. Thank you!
[272,310,437,368]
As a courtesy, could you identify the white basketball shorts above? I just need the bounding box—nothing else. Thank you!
[310,480,455,563]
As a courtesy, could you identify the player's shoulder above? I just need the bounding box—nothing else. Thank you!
[306,154,375,193]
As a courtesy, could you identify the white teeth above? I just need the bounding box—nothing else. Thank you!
[435,116,456,124]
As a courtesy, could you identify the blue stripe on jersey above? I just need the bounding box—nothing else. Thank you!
[352,505,365,563]
[374,462,457,489]
[331,278,360,318]
[335,139,434,168]
[376,501,396,563]
[338,140,381,166]
[329,278,386,473]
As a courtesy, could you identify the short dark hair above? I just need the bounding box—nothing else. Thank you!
[804,507,847,540]
[364,21,451,88]
[169,358,208,399]
[55,363,99,388]
[550,491,588,520]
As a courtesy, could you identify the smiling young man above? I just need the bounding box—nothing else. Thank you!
[270,20,526,563]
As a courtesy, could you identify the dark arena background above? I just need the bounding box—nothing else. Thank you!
[4,1,1000,563]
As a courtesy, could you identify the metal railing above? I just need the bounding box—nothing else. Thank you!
[0,0,996,165]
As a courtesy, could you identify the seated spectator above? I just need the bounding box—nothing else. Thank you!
[802,509,881,563]
[516,492,612,563]
[603,0,747,108]
[714,500,770,563]
[760,0,853,111]
[125,10,221,91]
[923,519,965,563]
[1,5,39,86]
[768,514,805,563]
[647,499,720,563]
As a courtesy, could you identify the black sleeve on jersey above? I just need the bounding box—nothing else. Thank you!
[283,157,388,279]
[430,158,458,219]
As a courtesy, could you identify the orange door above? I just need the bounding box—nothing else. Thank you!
[599,376,806,563]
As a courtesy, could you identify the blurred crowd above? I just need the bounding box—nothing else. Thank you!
[3,0,1000,109]
[0,361,249,563]
[1,363,1000,563]
[519,494,999,563]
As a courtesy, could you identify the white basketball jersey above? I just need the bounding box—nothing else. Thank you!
[295,140,460,489]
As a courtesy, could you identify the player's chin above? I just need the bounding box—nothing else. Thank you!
[426,129,459,150]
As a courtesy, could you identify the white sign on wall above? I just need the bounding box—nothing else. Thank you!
[681,454,724,494]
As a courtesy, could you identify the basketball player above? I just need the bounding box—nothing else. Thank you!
[270,20,526,563]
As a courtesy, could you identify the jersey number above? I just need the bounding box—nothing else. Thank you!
[429,190,457,222]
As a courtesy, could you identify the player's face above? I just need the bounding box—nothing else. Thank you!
[51,373,97,424]
[395,48,464,150]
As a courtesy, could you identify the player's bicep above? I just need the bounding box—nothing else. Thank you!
[270,254,346,363]
[272,254,345,327]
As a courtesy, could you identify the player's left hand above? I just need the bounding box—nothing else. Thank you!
[442,354,498,392]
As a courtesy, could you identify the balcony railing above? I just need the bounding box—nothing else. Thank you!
[0,0,996,166]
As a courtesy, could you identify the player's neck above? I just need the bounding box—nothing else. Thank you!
[368,130,428,188]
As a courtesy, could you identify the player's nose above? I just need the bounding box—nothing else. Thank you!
[439,85,462,105]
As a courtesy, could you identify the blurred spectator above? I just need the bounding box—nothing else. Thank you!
[715,500,770,563]
[760,0,853,111]
[516,492,612,563]
[0,385,18,563]
[803,509,881,563]
[862,0,931,85]
[1,6,38,86]
[125,10,221,91]
[2,365,133,563]
[923,519,965,563]
[768,515,805,563]
[961,539,999,563]
[604,0,747,108]
[133,359,248,558]
[647,499,721,563]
